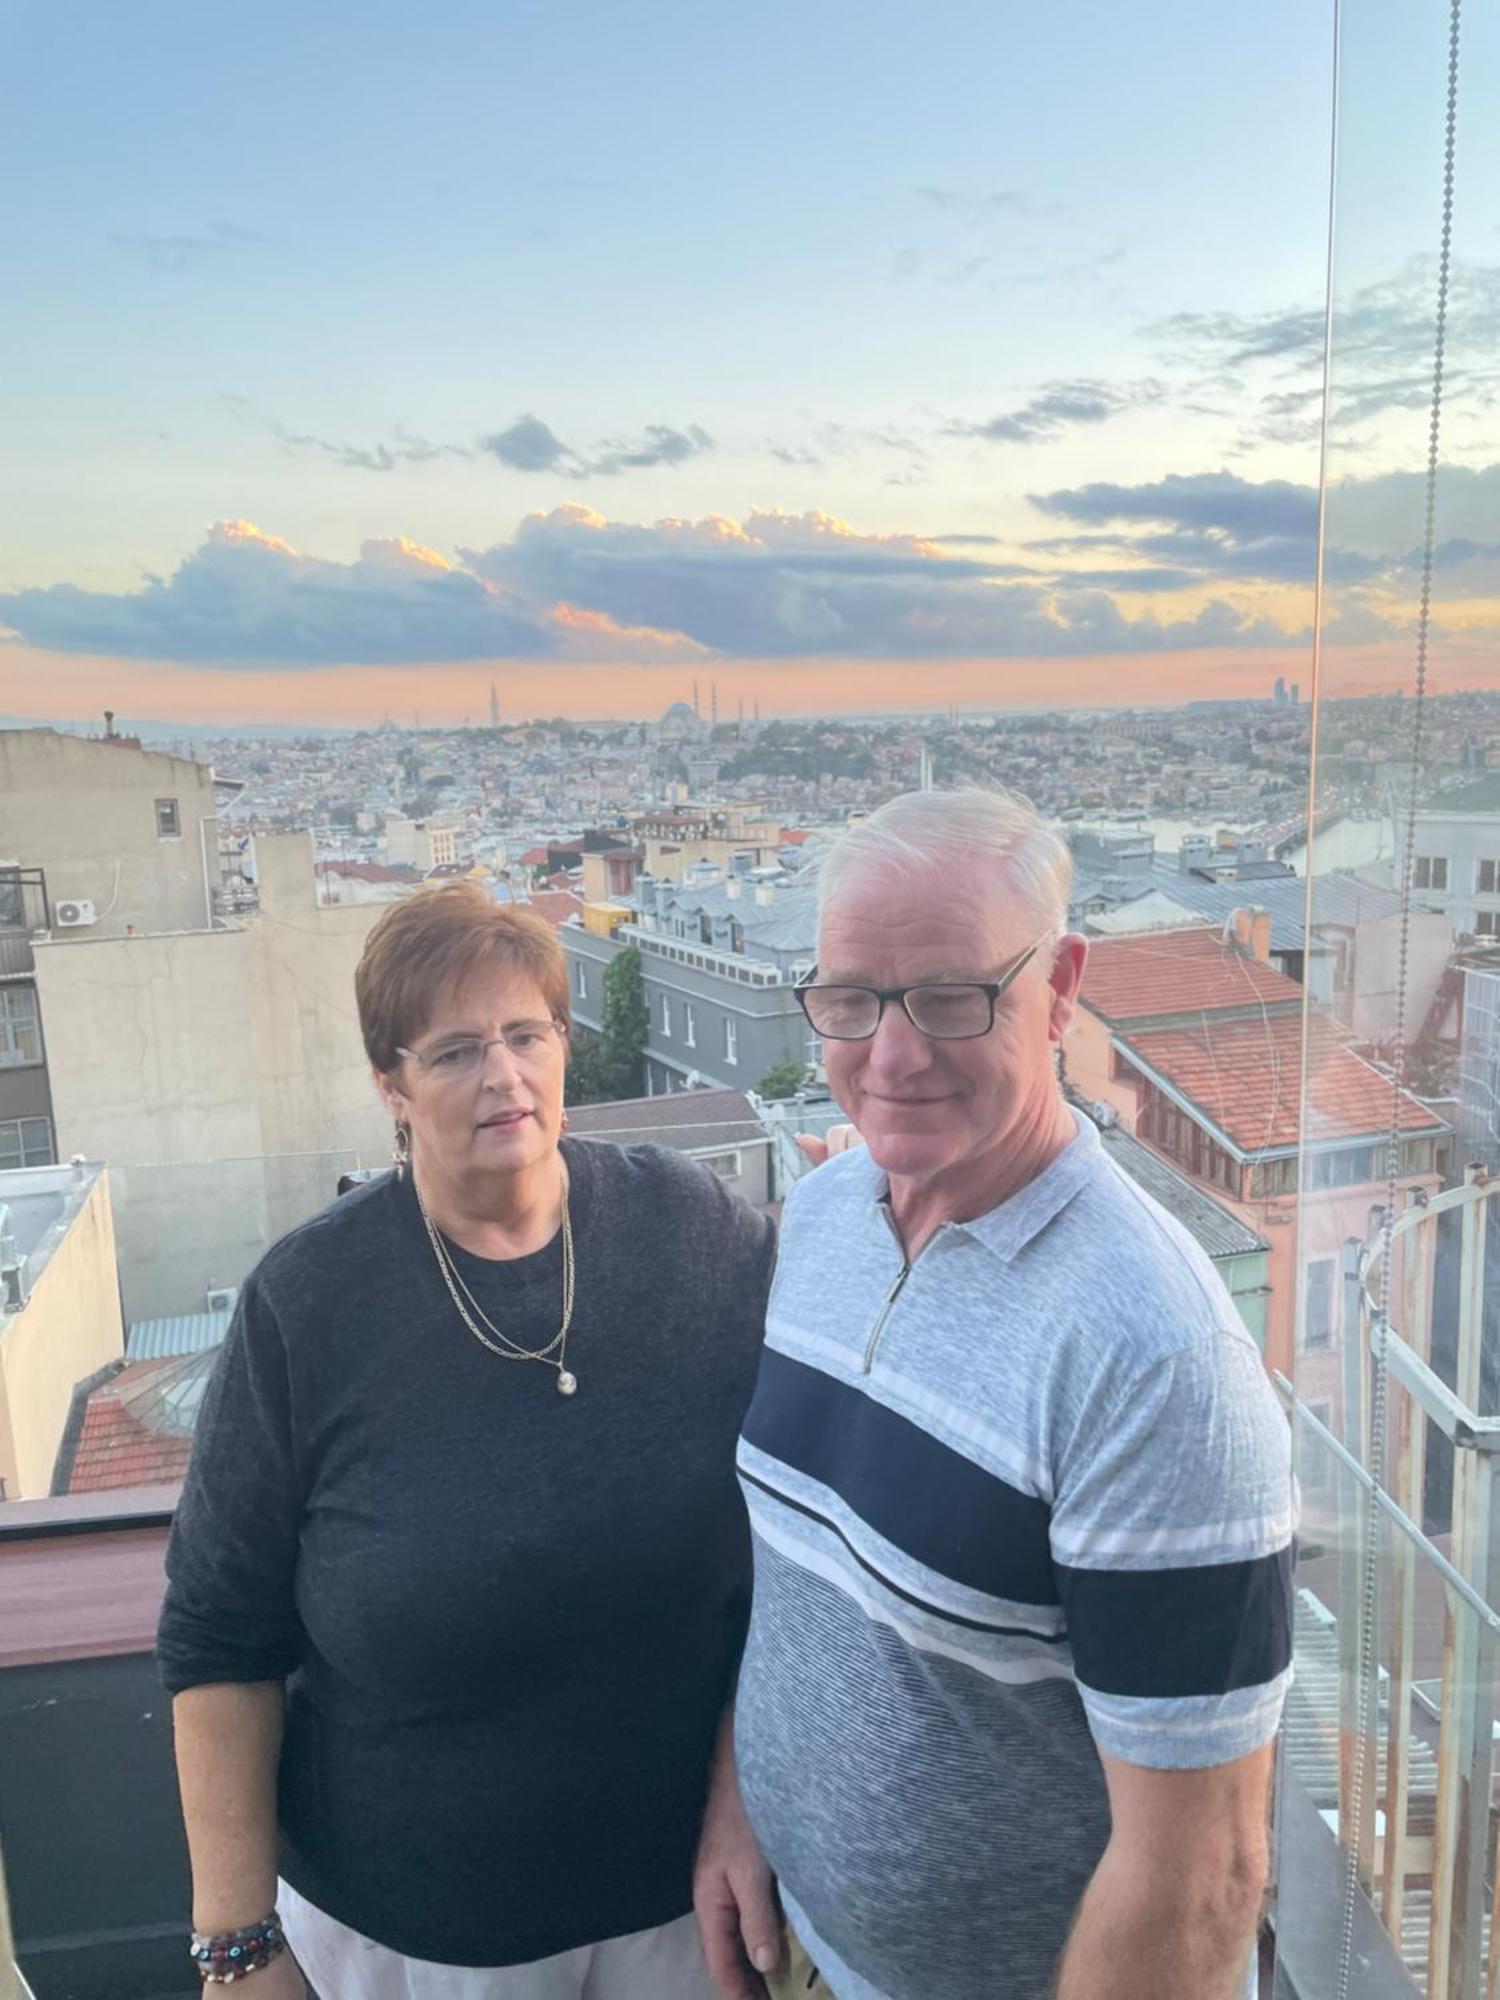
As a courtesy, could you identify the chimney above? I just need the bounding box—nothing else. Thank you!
[1231,906,1272,962]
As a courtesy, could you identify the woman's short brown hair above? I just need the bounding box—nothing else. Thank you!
[355,881,571,1073]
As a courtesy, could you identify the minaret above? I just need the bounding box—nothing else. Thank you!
[711,683,719,728]
[489,682,500,728]
[693,679,701,719]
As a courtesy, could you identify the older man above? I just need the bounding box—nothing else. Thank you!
[695,789,1294,2000]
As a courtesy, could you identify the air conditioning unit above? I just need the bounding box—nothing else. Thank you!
[205,1285,239,1314]
[55,899,97,929]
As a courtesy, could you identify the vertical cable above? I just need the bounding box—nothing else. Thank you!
[1332,5,1463,1995]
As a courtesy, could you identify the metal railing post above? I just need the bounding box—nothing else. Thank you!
[1430,1166,1492,1999]
[1339,1238,1380,1894]
[1381,1187,1433,1940]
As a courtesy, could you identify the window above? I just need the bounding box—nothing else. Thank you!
[576,961,589,1001]
[0,987,42,1067]
[1413,854,1448,891]
[1303,1257,1336,1350]
[659,993,672,1035]
[698,1149,743,1179]
[0,1115,53,1169]
[1253,1155,1298,1197]
[724,1018,738,1065]
[1477,911,1499,936]
[684,1002,696,1048]
[155,796,181,839]
[1477,858,1500,896]
[1307,1146,1377,1190]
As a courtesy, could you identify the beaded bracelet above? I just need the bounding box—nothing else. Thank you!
[190,1912,287,1984]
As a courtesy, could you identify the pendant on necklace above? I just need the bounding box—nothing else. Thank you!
[556,1369,578,1397]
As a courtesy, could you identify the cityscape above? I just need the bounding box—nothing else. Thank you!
[2,0,1498,1993]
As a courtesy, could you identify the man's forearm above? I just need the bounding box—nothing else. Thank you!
[173,1681,286,1930]
[1053,1846,1259,2000]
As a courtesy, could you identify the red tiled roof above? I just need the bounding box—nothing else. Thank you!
[518,847,552,866]
[1119,1014,1446,1153]
[64,1360,196,1495]
[1081,927,1303,1024]
[779,828,815,845]
[525,891,586,929]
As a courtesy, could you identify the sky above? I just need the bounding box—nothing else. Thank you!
[1,0,1496,727]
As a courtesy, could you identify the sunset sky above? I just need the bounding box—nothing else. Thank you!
[2,0,1496,728]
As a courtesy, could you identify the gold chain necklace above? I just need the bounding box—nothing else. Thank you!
[413,1169,579,1396]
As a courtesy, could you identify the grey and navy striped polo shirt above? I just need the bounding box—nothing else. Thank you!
[734,1110,1293,2000]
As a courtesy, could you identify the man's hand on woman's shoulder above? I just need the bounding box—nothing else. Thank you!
[794,1124,861,1170]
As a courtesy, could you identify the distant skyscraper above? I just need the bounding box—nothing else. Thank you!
[1290,683,1300,705]
[1273,676,1287,703]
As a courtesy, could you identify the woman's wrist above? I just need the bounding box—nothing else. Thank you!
[192,1894,279,1934]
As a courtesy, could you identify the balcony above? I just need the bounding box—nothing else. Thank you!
[0,868,48,984]
[0,934,36,983]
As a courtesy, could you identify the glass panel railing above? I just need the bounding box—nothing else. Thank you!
[1279,0,1496,1993]
[1279,1367,1500,1999]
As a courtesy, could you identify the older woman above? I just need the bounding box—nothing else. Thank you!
[158,883,775,2000]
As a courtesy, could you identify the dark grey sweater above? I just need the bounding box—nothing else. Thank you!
[158,1138,775,1967]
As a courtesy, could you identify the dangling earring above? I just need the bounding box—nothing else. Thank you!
[560,1110,571,1133]
[392,1122,411,1180]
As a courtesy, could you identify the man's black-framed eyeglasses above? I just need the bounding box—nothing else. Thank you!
[795,939,1046,1043]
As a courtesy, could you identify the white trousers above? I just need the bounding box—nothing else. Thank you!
[278,1880,719,2000]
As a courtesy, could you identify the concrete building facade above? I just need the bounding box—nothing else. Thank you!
[0,728,226,1170]
[32,832,394,1322]
[385,813,459,872]
[0,728,221,939]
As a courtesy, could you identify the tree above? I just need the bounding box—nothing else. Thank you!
[564,948,650,1105]
[600,946,649,1098]
[564,1028,617,1106]
[755,1060,808,1101]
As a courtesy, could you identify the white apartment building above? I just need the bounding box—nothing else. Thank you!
[1396,777,1500,936]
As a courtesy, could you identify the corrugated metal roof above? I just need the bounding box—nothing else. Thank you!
[125,1310,232,1361]
[1092,1117,1269,1259]
[1137,860,1406,950]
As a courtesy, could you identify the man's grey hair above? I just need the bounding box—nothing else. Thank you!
[814,788,1073,941]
